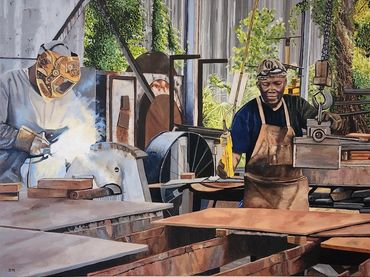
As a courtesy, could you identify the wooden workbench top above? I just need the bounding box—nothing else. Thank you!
[321,237,370,254]
[0,198,171,231]
[154,208,370,236]
[0,227,147,276]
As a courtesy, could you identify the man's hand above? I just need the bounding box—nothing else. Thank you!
[322,111,343,131]
[30,132,50,156]
[216,160,228,179]
[15,126,51,156]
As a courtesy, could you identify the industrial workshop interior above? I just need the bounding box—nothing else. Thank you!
[1,0,370,276]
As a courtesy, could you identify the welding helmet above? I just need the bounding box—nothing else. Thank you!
[35,41,80,100]
[256,59,287,80]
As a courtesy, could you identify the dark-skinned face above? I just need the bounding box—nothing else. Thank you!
[257,76,287,109]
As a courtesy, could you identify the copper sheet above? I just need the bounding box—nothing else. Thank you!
[191,182,243,192]
[0,227,146,276]
[313,223,370,237]
[154,208,370,235]
[144,94,182,147]
[321,237,370,254]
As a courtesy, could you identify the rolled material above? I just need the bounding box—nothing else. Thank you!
[69,188,111,200]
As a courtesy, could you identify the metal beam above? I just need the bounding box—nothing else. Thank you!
[343,88,370,95]
[300,2,312,100]
[197,58,228,126]
[53,0,88,41]
[169,54,200,130]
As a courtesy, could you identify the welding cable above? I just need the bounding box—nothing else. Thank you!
[24,155,50,188]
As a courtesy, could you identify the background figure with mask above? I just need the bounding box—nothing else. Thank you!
[0,40,89,188]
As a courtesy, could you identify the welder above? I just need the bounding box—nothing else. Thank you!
[0,40,81,185]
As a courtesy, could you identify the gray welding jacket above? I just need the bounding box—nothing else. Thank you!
[0,68,77,183]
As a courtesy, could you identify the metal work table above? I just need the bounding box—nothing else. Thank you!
[0,227,147,277]
[0,197,171,239]
[89,208,370,276]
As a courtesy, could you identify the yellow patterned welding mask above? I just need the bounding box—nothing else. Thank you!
[35,48,80,99]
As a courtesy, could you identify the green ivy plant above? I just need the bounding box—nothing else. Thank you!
[84,0,147,71]
[152,0,182,54]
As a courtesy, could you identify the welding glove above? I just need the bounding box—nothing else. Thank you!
[216,160,228,179]
[44,126,68,143]
[322,111,343,131]
[14,126,50,156]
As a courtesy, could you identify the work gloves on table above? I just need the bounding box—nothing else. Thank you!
[14,126,51,156]
[322,111,343,131]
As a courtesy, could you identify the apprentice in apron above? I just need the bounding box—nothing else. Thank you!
[243,96,309,211]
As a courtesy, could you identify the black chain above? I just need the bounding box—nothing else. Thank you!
[321,0,334,61]
[315,0,334,108]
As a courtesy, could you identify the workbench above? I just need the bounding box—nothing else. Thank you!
[0,197,171,239]
[0,227,147,277]
[0,197,171,275]
[88,208,370,276]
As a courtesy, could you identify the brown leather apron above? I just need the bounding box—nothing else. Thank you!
[243,97,309,211]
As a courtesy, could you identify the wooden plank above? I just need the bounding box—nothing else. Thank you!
[0,227,147,277]
[287,235,307,245]
[0,182,22,193]
[180,172,196,179]
[153,208,370,235]
[217,240,320,276]
[27,188,70,198]
[0,192,18,201]
[0,198,171,232]
[37,178,93,190]
[313,223,370,237]
[321,237,370,254]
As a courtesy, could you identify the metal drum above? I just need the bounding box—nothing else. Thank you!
[144,131,214,184]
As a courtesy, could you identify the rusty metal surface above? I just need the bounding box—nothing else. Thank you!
[304,163,370,186]
[126,51,176,75]
[313,223,370,237]
[145,94,182,147]
[293,137,341,169]
[90,237,228,276]
[0,198,171,232]
[154,208,370,235]
[358,259,370,276]
[89,232,289,276]
[0,227,147,277]
[217,240,320,276]
[321,237,370,254]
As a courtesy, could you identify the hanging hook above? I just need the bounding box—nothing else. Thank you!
[312,89,333,110]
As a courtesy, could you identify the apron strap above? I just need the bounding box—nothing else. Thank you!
[282,98,291,127]
[257,97,291,127]
[256,97,266,124]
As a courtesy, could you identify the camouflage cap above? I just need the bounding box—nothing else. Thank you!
[257,59,287,80]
